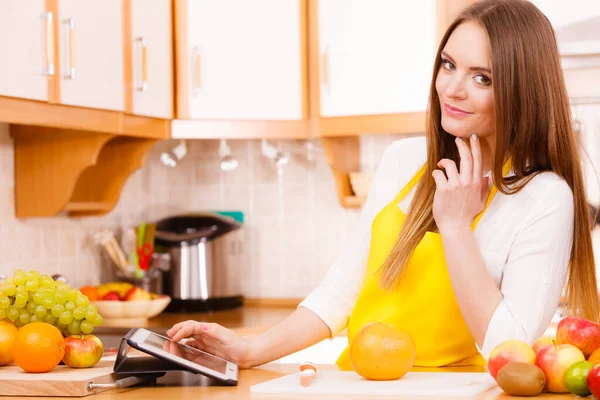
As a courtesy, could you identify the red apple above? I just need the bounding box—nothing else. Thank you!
[556,316,600,358]
[102,291,122,301]
[123,287,151,301]
[62,334,104,368]
[535,343,585,393]
[533,337,554,354]
[587,363,600,397]
[488,340,536,380]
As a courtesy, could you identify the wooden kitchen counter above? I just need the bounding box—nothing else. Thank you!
[95,305,298,336]
[0,362,573,400]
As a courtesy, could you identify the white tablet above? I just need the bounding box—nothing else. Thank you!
[127,328,238,385]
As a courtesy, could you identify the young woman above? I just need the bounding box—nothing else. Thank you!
[167,0,600,368]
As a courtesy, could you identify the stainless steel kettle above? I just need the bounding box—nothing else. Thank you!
[154,213,244,312]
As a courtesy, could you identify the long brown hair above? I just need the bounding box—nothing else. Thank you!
[379,0,599,322]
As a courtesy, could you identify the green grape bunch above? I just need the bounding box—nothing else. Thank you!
[0,270,103,336]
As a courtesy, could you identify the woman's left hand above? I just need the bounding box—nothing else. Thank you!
[432,134,490,234]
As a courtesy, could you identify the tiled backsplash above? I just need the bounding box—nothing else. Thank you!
[0,122,415,298]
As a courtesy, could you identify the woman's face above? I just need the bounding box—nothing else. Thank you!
[435,21,495,141]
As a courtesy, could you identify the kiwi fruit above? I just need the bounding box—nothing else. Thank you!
[496,362,546,396]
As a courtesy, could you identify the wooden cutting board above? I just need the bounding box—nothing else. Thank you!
[0,358,117,397]
[250,371,497,397]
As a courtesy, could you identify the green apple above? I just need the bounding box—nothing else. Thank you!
[565,360,594,396]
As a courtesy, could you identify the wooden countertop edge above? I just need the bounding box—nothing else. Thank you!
[243,298,303,308]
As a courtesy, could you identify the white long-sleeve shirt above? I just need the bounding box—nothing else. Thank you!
[299,137,574,358]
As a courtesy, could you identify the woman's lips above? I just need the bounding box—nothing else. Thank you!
[443,103,473,117]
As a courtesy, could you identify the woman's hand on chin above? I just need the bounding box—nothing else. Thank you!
[432,134,490,234]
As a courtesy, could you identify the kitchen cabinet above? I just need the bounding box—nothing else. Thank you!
[172,0,309,140]
[0,0,50,101]
[128,0,173,119]
[317,0,474,208]
[0,1,171,219]
[316,0,437,118]
[178,0,304,120]
[57,0,124,111]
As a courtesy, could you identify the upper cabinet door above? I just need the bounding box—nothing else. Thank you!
[181,0,304,120]
[130,0,173,119]
[0,0,50,101]
[58,0,124,111]
[318,0,437,117]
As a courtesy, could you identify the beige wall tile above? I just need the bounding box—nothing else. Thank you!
[0,127,413,300]
[252,184,281,217]
[222,185,251,215]
[195,155,222,185]
[222,156,251,186]
[191,184,221,211]
[283,184,310,217]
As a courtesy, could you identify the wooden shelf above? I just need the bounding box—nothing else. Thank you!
[11,125,158,218]
[0,96,170,140]
[318,112,426,138]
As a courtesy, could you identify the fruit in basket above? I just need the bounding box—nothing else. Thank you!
[349,322,416,380]
[556,316,600,357]
[102,291,123,301]
[0,319,18,366]
[487,340,536,380]
[123,287,151,301]
[79,286,99,302]
[96,282,133,298]
[62,334,104,368]
[535,343,585,393]
[0,270,103,336]
[13,322,65,373]
[564,360,593,396]
[496,362,545,396]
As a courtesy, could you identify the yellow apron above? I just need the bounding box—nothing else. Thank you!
[337,162,510,369]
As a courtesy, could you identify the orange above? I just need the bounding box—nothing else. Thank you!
[349,322,416,380]
[13,322,65,373]
[0,320,18,366]
[589,348,600,364]
[79,286,99,302]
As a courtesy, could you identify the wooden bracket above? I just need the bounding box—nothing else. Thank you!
[320,136,363,208]
[68,136,158,217]
[11,125,157,218]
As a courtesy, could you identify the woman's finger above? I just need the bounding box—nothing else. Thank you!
[432,169,449,191]
[168,321,206,343]
[470,134,483,183]
[455,137,473,184]
[198,322,237,345]
[437,159,460,186]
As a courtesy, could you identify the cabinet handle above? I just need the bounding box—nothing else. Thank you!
[321,47,330,94]
[63,18,76,80]
[40,12,54,76]
[135,37,148,92]
[193,47,202,98]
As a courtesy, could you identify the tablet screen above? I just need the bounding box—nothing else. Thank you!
[143,332,228,374]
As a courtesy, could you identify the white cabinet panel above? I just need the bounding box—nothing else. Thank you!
[185,0,303,120]
[131,0,173,119]
[318,0,437,117]
[0,0,49,101]
[58,0,124,111]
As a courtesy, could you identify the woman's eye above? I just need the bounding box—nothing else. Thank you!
[474,74,491,85]
[441,59,455,71]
